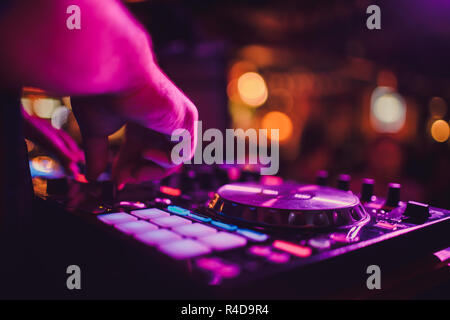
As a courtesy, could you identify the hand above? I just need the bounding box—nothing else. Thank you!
[22,108,84,176]
[71,61,198,188]
[0,0,198,187]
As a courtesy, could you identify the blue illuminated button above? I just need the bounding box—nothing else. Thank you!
[236,229,269,242]
[166,205,190,216]
[187,212,211,223]
[210,220,238,231]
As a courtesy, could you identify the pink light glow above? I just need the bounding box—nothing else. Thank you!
[273,240,312,258]
[261,198,278,207]
[260,175,283,186]
[249,245,272,257]
[222,185,262,193]
[313,196,351,206]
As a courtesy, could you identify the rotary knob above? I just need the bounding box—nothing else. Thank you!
[360,178,374,202]
[385,183,401,207]
[337,174,351,191]
[316,170,328,186]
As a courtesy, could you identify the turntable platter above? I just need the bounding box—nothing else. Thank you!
[207,182,370,229]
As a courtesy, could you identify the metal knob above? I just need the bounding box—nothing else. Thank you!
[337,174,351,191]
[316,170,328,186]
[385,183,401,207]
[361,178,374,202]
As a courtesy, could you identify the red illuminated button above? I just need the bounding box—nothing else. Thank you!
[272,240,312,258]
[159,186,182,197]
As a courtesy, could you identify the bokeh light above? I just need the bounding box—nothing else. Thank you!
[51,106,70,129]
[430,119,450,142]
[21,98,33,115]
[261,111,293,142]
[33,98,60,119]
[30,156,64,178]
[237,72,268,107]
[428,97,447,118]
[229,60,257,80]
[370,87,406,133]
[31,156,56,173]
[376,69,397,89]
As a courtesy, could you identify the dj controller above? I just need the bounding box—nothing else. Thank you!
[30,160,450,299]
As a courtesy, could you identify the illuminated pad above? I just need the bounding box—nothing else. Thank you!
[236,229,268,242]
[159,239,211,260]
[166,205,190,216]
[134,229,182,246]
[272,240,312,258]
[97,212,137,226]
[151,215,192,228]
[199,232,247,251]
[130,208,169,220]
[114,220,158,235]
[173,223,217,238]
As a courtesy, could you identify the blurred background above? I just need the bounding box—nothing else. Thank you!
[23,0,450,208]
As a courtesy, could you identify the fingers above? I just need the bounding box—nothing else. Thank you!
[58,129,85,163]
[71,96,125,181]
[83,136,109,181]
[112,123,181,187]
[22,109,83,176]
[117,64,199,158]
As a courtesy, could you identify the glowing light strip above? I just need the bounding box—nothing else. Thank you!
[222,185,262,193]
[261,198,278,207]
[159,186,181,196]
[262,189,278,195]
[314,196,351,206]
[273,240,312,258]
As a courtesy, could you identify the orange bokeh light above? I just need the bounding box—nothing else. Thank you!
[237,72,268,107]
[431,120,450,142]
[261,111,293,142]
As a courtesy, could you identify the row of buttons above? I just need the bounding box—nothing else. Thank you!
[163,206,269,243]
[97,207,261,260]
[98,206,357,265]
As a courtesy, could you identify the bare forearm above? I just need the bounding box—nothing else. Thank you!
[0,0,153,95]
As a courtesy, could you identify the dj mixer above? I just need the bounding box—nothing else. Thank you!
[30,160,450,299]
